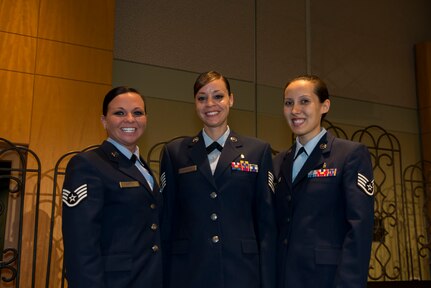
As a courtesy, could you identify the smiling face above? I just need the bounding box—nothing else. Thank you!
[283,80,330,145]
[101,92,147,152]
[195,78,233,139]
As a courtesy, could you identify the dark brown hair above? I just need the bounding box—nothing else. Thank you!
[102,86,146,116]
[193,71,231,97]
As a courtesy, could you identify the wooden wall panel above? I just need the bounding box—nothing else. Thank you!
[416,43,431,109]
[258,115,291,152]
[0,32,37,72]
[29,76,108,163]
[38,0,115,49]
[0,0,39,36]
[419,106,431,134]
[0,71,34,143]
[422,132,431,161]
[36,39,113,83]
[415,42,431,162]
[415,41,431,232]
[1,0,115,286]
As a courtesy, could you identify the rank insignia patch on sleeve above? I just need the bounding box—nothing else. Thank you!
[160,172,166,193]
[268,171,275,193]
[357,173,374,196]
[62,184,88,207]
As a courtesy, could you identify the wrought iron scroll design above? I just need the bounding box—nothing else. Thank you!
[0,138,42,288]
[402,160,431,280]
[351,125,404,281]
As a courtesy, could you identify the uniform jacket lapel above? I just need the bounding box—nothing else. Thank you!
[187,132,217,188]
[101,141,157,198]
[213,132,242,180]
[293,132,332,186]
[139,156,160,194]
[280,146,295,190]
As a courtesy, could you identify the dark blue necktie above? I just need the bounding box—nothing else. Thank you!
[294,146,306,161]
[206,142,223,154]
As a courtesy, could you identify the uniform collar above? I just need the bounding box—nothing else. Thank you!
[106,137,139,161]
[294,128,327,158]
[202,126,230,148]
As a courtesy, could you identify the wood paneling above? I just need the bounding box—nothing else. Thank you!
[1,0,115,286]
[38,0,115,49]
[419,106,431,134]
[415,42,431,163]
[416,43,431,109]
[36,39,113,84]
[0,32,37,73]
[258,115,291,152]
[0,71,34,143]
[0,0,39,36]
[29,76,108,164]
[415,42,431,236]
[421,132,431,161]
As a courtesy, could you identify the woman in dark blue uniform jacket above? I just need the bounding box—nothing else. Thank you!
[274,75,374,288]
[160,71,277,288]
[62,87,162,288]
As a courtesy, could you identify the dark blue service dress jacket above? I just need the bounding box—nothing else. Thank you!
[62,141,163,288]
[160,130,277,288]
[273,131,374,288]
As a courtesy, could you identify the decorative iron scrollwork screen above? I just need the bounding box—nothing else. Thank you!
[0,138,42,288]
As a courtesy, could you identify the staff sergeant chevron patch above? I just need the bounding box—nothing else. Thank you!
[62,184,88,207]
[357,173,374,196]
[268,171,275,193]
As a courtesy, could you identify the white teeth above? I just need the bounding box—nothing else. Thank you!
[292,119,305,125]
[206,111,219,116]
[122,128,136,132]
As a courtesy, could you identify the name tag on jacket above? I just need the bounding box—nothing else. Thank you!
[119,181,140,188]
[178,165,197,174]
